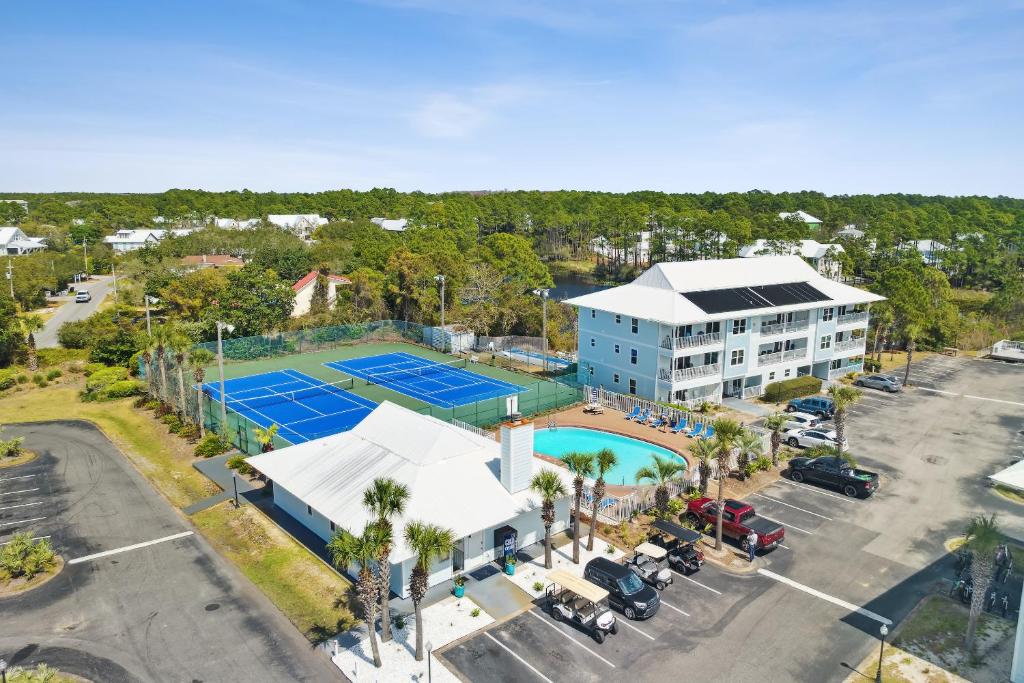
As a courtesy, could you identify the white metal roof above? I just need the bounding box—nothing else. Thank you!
[103,229,166,244]
[371,217,409,232]
[0,227,27,245]
[246,402,572,564]
[990,459,1024,493]
[563,255,884,325]
[779,210,822,224]
[738,239,845,260]
[267,214,328,228]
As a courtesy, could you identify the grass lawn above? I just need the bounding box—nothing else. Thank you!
[0,384,216,508]
[192,502,355,642]
[547,258,598,276]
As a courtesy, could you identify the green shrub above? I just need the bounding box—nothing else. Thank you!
[0,432,26,459]
[532,580,544,592]
[763,375,822,403]
[161,413,183,433]
[37,347,89,367]
[179,423,200,442]
[863,358,881,372]
[56,319,93,349]
[144,399,161,410]
[45,369,62,381]
[16,373,29,384]
[83,362,106,377]
[31,373,45,386]
[470,607,481,617]
[0,369,16,392]
[195,434,231,458]
[100,380,143,399]
[0,532,56,580]
[226,454,253,474]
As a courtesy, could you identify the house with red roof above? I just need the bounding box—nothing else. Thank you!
[291,270,352,317]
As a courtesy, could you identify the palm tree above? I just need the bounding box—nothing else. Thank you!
[805,443,858,467]
[635,453,686,518]
[18,315,44,371]
[963,515,1002,651]
[404,521,455,662]
[762,413,788,468]
[710,418,744,550]
[687,438,716,495]
[363,477,410,644]
[587,448,617,551]
[169,327,192,417]
[902,323,922,387]
[151,324,171,403]
[561,451,594,564]
[736,430,763,480]
[140,343,155,397]
[327,523,390,668]
[827,384,861,453]
[530,469,567,569]
[190,348,215,438]
[254,424,279,452]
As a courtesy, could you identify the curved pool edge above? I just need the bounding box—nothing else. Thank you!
[532,422,691,478]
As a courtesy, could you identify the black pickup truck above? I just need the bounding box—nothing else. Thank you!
[787,455,879,498]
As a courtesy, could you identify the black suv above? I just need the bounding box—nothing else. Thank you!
[584,557,660,620]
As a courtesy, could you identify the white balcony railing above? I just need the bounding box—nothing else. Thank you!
[760,320,810,337]
[834,337,866,353]
[836,311,868,326]
[783,347,808,361]
[660,332,723,351]
[757,347,807,366]
[742,385,763,399]
[829,362,863,380]
[658,362,721,383]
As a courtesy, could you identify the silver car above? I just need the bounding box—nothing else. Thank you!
[854,373,901,393]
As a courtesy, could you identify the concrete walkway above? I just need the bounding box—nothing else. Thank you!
[183,453,257,514]
[723,396,775,417]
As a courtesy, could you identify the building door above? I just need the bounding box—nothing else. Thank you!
[452,538,465,572]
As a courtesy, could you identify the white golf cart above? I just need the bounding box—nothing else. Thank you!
[545,569,618,643]
[625,542,674,590]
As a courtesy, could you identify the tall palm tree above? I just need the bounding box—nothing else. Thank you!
[561,451,594,564]
[827,384,861,453]
[963,514,1003,651]
[902,323,922,387]
[587,448,617,551]
[151,324,171,403]
[635,453,686,518]
[18,315,44,371]
[710,418,744,550]
[762,413,788,468]
[736,430,763,480]
[140,344,155,397]
[404,521,455,662]
[169,327,192,417]
[363,477,410,644]
[688,438,716,495]
[190,348,215,438]
[327,523,390,668]
[530,469,568,569]
[253,424,279,452]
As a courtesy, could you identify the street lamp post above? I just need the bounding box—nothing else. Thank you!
[82,238,89,277]
[533,289,550,373]
[434,274,445,352]
[216,321,235,435]
[144,296,159,336]
[111,263,119,305]
[875,623,889,683]
[426,641,433,683]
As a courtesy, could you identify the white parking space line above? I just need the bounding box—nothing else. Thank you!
[0,488,40,496]
[752,493,833,520]
[964,394,1024,407]
[778,543,791,550]
[67,531,194,565]
[916,387,957,396]
[0,516,46,528]
[617,617,657,640]
[0,534,50,546]
[659,598,690,617]
[0,501,44,512]
[776,478,854,502]
[671,570,723,595]
[759,514,813,535]
[484,633,555,683]
[527,610,616,668]
[757,569,892,625]
[0,474,37,482]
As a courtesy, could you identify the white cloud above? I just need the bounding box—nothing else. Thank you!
[409,82,538,139]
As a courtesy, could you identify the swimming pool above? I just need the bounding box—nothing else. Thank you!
[533,427,686,486]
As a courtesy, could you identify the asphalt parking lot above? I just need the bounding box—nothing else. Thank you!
[441,355,1024,683]
[0,421,339,683]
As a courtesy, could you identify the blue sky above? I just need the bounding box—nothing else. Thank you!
[3,1,1022,195]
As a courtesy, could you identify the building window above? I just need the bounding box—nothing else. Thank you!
[820,335,832,350]
[613,373,620,384]
[306,505,313,516]
[590,337,596,348]
[615,314,621,324]
[629,378,637,395]
[784,369,791,377]
[830,359,842,370]
[588,366,594,376]
[614,344,620,354]
[631,318,639,334]
[822,307,834,322]
[330,521,336,532]
[730,349,744,366]
[732,318,747,335]
[591,309,596,319]
[630,349,638,365]
[768,372,776,381]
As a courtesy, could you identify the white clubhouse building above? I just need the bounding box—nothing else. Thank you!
[564,255,885,406]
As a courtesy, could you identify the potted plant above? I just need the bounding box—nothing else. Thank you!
[452,574,466,598]
[504,555,517,576]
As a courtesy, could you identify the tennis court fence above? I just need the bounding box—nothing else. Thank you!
[473,335,577,375]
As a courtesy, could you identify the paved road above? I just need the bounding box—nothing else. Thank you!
[0,421,341,683]
[36,276,115,348]
[441,356,1024,683]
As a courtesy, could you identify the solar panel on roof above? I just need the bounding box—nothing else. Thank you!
[681,281,831,314]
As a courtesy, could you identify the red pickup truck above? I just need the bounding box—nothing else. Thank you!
[686,498,785,551]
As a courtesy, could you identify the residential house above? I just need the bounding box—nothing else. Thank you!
[371,217,409,232]
[738,239,845,280]
[213,217,262,230]
[104,229,165,252]
[267,214,328,239]
[291,270,352,317]
[837,225,865,239]
[0,226,46,255]
[911,239,947,267]
[563,255,884,407]
[247,403,572,598]
[779,211,823,231]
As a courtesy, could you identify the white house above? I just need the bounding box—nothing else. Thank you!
[247,403,572,598]
[837,225,865,239]
[213,217,262,230]
[564,255,884,406]
[104,229,165,252]
[779,210,823,230]
[371,217,409,232]
[291,270,352,317]
[0,226,46,255]
[267,214,328,239]
[738,239,845,280]
[910,239,947,266]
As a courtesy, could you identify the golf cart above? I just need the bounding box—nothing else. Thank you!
[545,569,618,643]
[625,542,674,590]
[650,519,705,575]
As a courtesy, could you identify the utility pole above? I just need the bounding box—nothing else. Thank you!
[216,321,235,435]
[434,274,446,352]
[6,257,13,301]
[111,263,119,305]
[82,238,89,277]
[534,289,550,373]
[144,295,158,336]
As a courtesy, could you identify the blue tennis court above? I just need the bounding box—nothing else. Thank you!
[203,369,377,444]
[326,352,526,408]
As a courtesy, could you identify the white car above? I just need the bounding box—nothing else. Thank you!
[784,428,848,451]
[74,290,92,303]
[783,412,821,432]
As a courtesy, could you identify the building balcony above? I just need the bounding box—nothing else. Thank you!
[660,332,724,352]
[658,362,721,385]
[757,347,807,366]
[833,338,866,354]
[829,362,863,380]
[741,385,763,399]
[759,320,809,337]
[836,311,868,326]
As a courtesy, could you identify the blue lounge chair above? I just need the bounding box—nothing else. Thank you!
[624,406,641,420]
[699,425,716,441]
[649,415,666,429]
[634,408,652,424]
[671,418,688,434]
[687,421,704,436]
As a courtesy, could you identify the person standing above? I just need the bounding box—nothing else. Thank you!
[747,530,758,563]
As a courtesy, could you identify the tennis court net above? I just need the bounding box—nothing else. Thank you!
[364,358,468,386]
[221,377,355,409]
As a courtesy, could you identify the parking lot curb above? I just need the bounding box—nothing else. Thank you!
[435,600,541,657]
